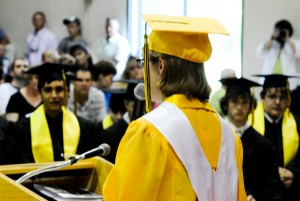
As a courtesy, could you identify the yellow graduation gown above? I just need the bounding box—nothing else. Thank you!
[103,94,247,201]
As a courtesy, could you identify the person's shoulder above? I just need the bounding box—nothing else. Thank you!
[245,126,274,149]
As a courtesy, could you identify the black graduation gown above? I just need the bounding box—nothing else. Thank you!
[102,118,129,164]
[0,116,21,164]
[7,112,125,164]
[264,116,300,201]
[241,126,282,201]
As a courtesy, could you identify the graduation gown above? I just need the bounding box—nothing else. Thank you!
[8,111,123,164]
[264,117,300,201]
[102,118,128,164]
[241,126,282,201]
[103,95,247,201]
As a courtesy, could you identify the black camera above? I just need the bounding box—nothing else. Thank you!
[278,29,287,39]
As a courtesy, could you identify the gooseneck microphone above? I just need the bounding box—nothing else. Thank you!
[131,83,145,121]
[16,143,111,184]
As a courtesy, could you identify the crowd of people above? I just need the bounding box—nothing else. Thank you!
[0,11,300,201]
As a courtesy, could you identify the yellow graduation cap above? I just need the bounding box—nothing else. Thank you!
[142,14,229,112]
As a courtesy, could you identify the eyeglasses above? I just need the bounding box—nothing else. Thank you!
[136,56,159,66]
[266,94,288,101]
[136,58,144,66]
[43,86,64,93]
[15,64,28,68]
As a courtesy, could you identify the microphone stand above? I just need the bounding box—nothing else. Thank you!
[16,143,111,184]
[16,156,81,184]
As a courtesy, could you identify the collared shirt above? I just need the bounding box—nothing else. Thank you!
[92,33,130,80]
[67,85,107,122]
[25,27,58,66]
[256,38,300,90]
[264,112,282,124]
[225,119,251,137]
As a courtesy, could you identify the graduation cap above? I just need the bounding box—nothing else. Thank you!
[220,77,261,95]
[253,74,300,89]
[142,14,229,112]
[25,62,78,91]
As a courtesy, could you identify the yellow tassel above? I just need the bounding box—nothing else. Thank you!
[143,23,152,113]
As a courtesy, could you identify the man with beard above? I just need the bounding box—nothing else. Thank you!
[0,58,27,116]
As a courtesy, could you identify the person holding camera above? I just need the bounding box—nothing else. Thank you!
[256,19,300,90]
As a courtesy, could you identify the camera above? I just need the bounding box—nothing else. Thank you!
[278,29,287,39]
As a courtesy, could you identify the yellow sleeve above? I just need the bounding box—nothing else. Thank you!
[234,133,248,201]
[103,119,171,201]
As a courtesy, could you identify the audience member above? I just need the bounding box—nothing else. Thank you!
[6,74,41,122]
[0,44,10,76]
[92,17,130,80]
[93,60,117,111]
[58,53,76,65]
[210,68,236,117]
[0,27,10,45]
[0,27,16,65]
[58,16,87,54]
[102,88,127,129]
[121,55,144,80]
[220,77,282,201]
[69,43,93,69]
[0,58,27,116]
[25,11,58,67]
[42,49,58,63]
[67,67,107,122]
[6,63,119,163]
[102,80,140,163]
[256,19,300,90]
[249,74,300,201]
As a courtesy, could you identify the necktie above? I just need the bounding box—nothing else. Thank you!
[273,57,283,74]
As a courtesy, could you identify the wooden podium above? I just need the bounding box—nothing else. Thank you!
[0,157,113,200]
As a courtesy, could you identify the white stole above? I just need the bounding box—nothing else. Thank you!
[143,102,238,201]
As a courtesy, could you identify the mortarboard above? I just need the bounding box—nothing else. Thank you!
[26,62,78,99]
[142,14,229,112]
[25,62,77,78]
[253,74,300,89]
[143,14,229,63]
[220,77,261,95]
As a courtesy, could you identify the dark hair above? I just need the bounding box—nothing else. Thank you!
[32,11,46,23]
[37,73,64,92]
[69,44,93,68]
[122,55,140,79]
[92,60,116,81]
[260,87,289,99]
[275,19,293,37]
[150,51,211,102]
[75,67,92,79]
[9,57,26,71]
[220,92,256,115]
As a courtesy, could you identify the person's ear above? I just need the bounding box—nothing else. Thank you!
[158,57,165,75]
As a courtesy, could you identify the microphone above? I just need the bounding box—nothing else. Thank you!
[131,83,145,121]
[16,143,111,184]
[75,143,111,161]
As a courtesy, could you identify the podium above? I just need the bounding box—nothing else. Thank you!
[0,157,113,200]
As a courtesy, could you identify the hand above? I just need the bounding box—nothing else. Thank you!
[247,194,256,201]
[279,167,294,188]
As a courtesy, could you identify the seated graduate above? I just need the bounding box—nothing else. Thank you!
[220,77,282,201]
[7,63,119,164]
[102,79,142,163]
[249,74,300,201]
